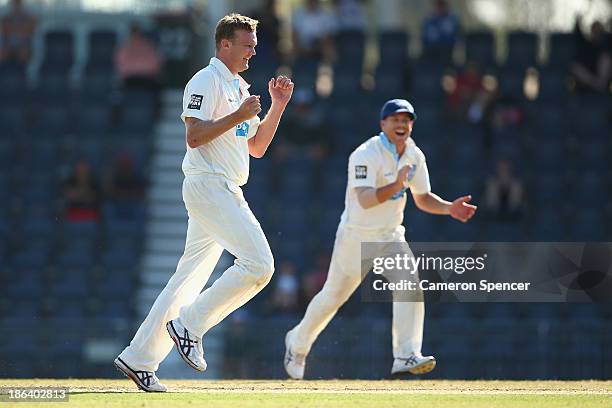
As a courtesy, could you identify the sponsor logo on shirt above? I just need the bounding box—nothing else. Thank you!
[236,121,250,137]
[355,165,367,179]
[188,94,203,109]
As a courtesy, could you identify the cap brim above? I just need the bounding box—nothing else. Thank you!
[384,109,416,120]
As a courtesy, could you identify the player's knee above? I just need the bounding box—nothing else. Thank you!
[242,253,275,286]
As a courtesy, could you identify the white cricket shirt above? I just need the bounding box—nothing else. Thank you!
[180,57,261,186]
[339,132,431,231]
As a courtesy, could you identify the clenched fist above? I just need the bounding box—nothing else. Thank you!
[235,95,261,122]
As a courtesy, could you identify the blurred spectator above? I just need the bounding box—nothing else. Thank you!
[103,152,146,221]
[114,25,162,92]
[104,152,145,201]
[271,261,300,313]
[292,0,337,63]
[570,16,611,93]
[301,251,330,304]
[0,0,37,65]
[484,159,524,222]
[63,160,102,223]
[421,0,461,63]
[481,89,525,151]
[447,62,494,124]
[274,87,331,161]
[251,0,282,63]
[333,0,367,32]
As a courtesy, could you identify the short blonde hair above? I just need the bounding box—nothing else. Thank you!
[215,13,258,49]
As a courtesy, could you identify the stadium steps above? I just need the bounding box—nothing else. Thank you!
[137,89,231,379]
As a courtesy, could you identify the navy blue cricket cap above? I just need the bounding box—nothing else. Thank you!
[380,99,417,121]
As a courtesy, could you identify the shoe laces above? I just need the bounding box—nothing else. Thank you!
[289,348,306,365]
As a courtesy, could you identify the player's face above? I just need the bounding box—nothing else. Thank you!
[380,112,414,150]
[227,29,257,73]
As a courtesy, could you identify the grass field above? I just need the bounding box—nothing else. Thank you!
[0,379,610,407]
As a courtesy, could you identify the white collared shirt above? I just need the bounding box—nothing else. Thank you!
[339,133,431,231]
[180,57,261,186]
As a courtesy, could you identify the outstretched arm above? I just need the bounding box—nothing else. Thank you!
[413,193,477,223]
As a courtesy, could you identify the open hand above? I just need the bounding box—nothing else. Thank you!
[396,165,412,189]
[450,195,477,223]
[268,75,294,107]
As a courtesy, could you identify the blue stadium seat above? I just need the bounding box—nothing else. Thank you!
[61,221,100,240]
[576,142,607,171]
[101,246,136,269]
[485,222,525,241]
[52,270,89,298]
[374,66,405,96]
[531,175,564,207]
[379,30,408,65]
[465,31,496,68]
[332,66,362,96]
[11,245,50,269]
[0,102,26,135]
[547,32,574,69]
[570,209,608,241]
[57,245,96,269]
[80,67,115,98]
[30,105,70,138]
[7,273,44,298]
[290,59,319,90]
[96,271,135,298]
[531,141,564,172]
[118,105,155,133]
[97,299,132,319]
[78,103,113,136]
[22,215,55,238]
[497,69,525,99]
[335,29,365,64]
[529,211,566,241]
[409,71,444,104]
[537,70,570,102]
[0,62,26,101]
[87,29,117,68]
[41,30,74,71]
[506,31,538,68]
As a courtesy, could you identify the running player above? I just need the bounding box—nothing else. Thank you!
[114,13,293,392]
[284,99,477,379]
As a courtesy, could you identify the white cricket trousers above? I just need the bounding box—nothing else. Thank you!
[119,173,274,372]
[288,224,424,359]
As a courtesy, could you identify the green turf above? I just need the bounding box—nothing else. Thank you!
[0,379,609,408]
[62,392,609,408]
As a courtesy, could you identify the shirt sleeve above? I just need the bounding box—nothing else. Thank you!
[348,150,376,189]
[247,114,261,140]
[408,148,432,195]
[181,71,217,123]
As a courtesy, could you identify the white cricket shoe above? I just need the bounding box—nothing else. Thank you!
[114,357,167,392]
[166,318,207,372]
[391,352,436,375]
[284,331,307,380]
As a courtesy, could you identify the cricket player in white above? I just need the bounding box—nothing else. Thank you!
[284,99,477,379]
[114,14,294,392]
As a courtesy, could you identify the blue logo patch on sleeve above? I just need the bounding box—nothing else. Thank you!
[236,121,250,137]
